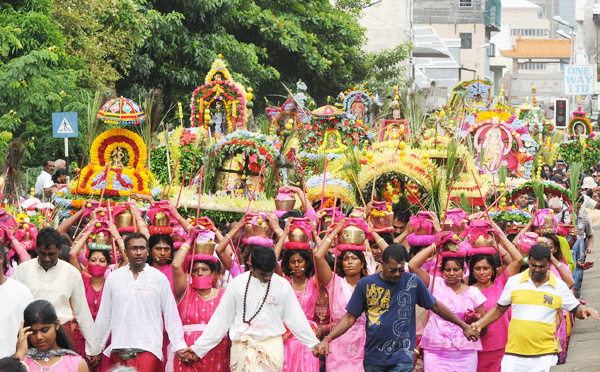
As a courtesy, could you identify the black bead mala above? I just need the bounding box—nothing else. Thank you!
[242,272,272,325]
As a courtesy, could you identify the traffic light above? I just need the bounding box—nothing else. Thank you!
[554,98,568,128]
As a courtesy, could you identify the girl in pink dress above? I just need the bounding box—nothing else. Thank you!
[281,248,320,372]
[15,300,88,372]
[409,243,486,372]
[315,219,368,372]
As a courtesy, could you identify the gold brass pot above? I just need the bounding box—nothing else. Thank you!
[340,225,365,245]
[245,224,273,239]
[115,209,133,228]
[154,212,169,226]
[472,234,494,248]
[371,214,393,229]
[289,228,309,243]
[95,231,109,245]
[275,198,296,211]
[442,221,466,235]
[195,241,216,256]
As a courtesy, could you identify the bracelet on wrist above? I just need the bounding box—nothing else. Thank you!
[324,335,333,343]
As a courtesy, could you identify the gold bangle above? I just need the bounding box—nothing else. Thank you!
[225,234,231,241]
[375,238,383,245]
[180,243,191,252]
[323,237,332,244]
[72,240,83,247]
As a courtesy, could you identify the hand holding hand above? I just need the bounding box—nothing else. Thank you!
[313,340,330,357]
[463,323,479,342]
[177,348,199,364]
[87,354,101,367]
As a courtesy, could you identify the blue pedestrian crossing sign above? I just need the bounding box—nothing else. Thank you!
[52,112,78,138]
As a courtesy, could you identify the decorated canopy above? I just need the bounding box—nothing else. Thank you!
[96,96,146,125]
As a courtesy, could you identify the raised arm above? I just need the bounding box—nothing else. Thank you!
[164,202,193,233]
[130,204,149,239]
[216,216,248,271]
[513,218,535,245]
[57,209,84,235]
[173,227,201,300]
[105,221,126,268]
[491,220,523,276]
[408,244,436,288]
[315,219,347,286]
[69,223,93,272]
[1,225,30,262]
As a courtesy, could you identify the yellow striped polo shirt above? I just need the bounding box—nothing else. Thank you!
[497,269,580,356]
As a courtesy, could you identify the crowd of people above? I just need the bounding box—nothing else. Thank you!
[1,164,599,372]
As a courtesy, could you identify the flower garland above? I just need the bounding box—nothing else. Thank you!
[89,128,147,170]
[76,128,155,197]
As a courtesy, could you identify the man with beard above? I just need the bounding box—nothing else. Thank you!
[95,232,189,371]
[472,244,600,372]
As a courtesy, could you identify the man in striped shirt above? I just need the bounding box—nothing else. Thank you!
[472,244,600,372]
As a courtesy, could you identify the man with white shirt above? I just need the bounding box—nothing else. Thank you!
[95,232,188,371]
[0,245,33,357]
[184,245,320,371]
[34,160,56,200]
[12,227,101,364]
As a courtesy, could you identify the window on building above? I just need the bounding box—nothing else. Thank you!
[487,43,496,57]
[459,0,473,6]
[460,33,472,49]
[518,62,547,70]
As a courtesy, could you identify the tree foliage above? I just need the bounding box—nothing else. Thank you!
[0,0,409,169]
[118,0,370,109]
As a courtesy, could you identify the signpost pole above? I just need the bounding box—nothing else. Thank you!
[64,137,69,181]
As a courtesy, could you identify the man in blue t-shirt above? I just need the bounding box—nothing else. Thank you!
[313,244,479,372]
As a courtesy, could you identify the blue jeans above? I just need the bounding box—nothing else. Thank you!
[363,363,414,372]
[572,238,586,293]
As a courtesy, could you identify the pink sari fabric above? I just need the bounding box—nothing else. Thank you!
[325,274,366,372]
[284,277,320,372]
[477,271,510,372]
[421,277,485,371]
[550,264,571,364]
[24,355,82,372]
[175,288,230,372]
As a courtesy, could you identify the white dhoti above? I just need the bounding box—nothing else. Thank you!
[230,335,284,372]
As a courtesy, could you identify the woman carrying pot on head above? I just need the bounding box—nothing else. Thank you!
[409,232,486,372]
[467,220,522,372]
[315,217,369,372]
[273,217,321,372]
[170,226,230,372]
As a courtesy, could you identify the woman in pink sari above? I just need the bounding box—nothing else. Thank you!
[171,227,230,372]
[468,223,522,372]
[409,234,486,372]
[274,217,321,372]
[315,219,368,372]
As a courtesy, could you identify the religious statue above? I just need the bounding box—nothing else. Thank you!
[212,100,225,135]
[110,147,126,168]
